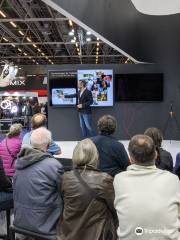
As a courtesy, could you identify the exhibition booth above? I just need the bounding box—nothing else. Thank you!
[0,64,48,132]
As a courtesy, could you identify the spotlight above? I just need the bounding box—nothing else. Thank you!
[69,20,73,26]
[86,37,91,42]
[10,22,17,28]
[68,31,74,36]
[18,31,24,36]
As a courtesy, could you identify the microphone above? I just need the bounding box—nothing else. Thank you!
[170,102,174,118]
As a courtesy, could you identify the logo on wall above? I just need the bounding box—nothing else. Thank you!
[0,99,12,110]
[0,63,18,87]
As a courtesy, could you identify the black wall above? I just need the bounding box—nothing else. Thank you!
[48,64,180,141]
[45,0,180,63]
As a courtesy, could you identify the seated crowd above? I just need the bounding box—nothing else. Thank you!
[0,114,179,240]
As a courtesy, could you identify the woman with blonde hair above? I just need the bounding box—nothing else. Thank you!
[0,123,22,176]
[60,138,117,240]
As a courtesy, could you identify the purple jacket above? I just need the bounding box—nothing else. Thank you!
[0,136,22,176]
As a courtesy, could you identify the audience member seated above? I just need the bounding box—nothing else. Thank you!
[144,127,173,172]
[91,115,129,177]
[174,153,180,180]
[60,139,117,240]
[13,127,64,236]
[114,135,180,240]
[22,113,61,155]
[0,158,13,210]
[0,124,22,177]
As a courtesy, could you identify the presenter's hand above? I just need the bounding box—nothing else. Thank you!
[59,94,64,99]
[77,104,83,109]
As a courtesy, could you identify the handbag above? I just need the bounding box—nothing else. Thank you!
[5,138,17,167]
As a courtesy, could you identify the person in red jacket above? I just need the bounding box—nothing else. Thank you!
[0,123,22,177]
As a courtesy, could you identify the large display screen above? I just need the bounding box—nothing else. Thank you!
[77,69,113,107]
[49,71,77,106]
[115,73,163,102]
[52,88,76,106]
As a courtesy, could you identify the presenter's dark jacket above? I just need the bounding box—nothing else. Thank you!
[65,88,93,114]
[91,135,129,177]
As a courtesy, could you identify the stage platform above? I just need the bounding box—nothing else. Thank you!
[55,140,180,165]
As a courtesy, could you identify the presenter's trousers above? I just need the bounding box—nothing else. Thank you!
[79,113,96,138]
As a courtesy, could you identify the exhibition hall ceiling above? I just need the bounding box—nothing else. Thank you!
[46,0,180,63]
[0,0,133,65]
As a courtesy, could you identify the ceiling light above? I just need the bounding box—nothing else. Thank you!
[97,37,100,41]
[18,30,24,36]
[86,37,91,42]
[18,48,22,52]
[75,43,78,47]
[28,56,32,59]
[45,56,48,59]
[0,10,6,18]
[33,44,37,48]
[74,36,77,40]
[32,59,36,62]
[23,52,27,56]
[37,48,41,52]
[68,31,74,36]
[11,44,15,47]
[69,20,73,26]
[97,42,100,46]
[10,21,17,28]
[86,31,91,35]
[77,48,80,52]
[26,37,32,42]
[96,47,99,51]
[49,59,51,62]
[36,62,39,65]
[3,37,8,42]
[96,51,99,55]
[41,52,45,56]
[71,39,76,43]
[51,62,54,65]
[78,52,81,56]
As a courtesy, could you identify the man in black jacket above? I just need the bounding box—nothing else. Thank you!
[91,115,129,177]
[64,80,96,138]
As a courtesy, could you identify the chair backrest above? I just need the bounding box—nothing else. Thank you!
[10,225,57,240]
[56,158,72,171]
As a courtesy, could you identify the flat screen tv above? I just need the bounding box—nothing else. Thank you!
[115,73,163,102]
[51,88,76,106]
[49,70,77,106]
[78,69,113,107]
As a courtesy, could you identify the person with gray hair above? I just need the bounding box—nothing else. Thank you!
[91,115,129,177]
[114,134,180,240]
[0,123,22,177]
[13,127,64,237]
[60,138,117,240]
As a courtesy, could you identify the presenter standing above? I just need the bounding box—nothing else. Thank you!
[63,80,96,138]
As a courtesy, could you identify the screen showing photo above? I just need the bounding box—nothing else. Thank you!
[77,69,113,107]
[52,88,76,106]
